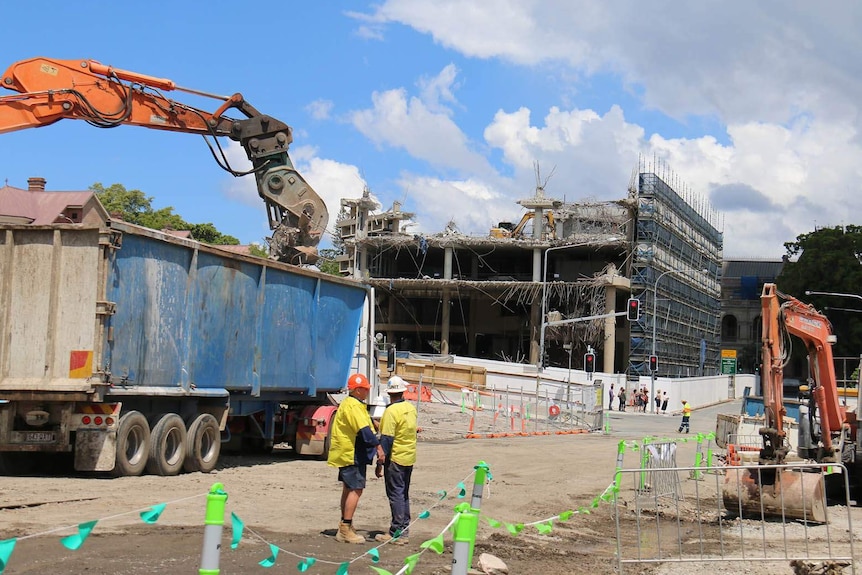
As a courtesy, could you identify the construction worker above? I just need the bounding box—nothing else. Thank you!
[328,373,386,544]
[374,376,418,545]
[678,399,692,433]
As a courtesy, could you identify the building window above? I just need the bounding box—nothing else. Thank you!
[721,314,738,342]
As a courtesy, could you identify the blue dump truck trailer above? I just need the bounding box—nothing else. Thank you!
[0,222,370,476]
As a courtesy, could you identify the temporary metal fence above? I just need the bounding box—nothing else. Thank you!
[613,462,856,574]
[406,374,603,438]
[634,441,684,505]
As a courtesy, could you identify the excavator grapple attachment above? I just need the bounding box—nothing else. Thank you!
[722,467,826,523]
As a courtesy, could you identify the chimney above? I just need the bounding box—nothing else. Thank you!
[28,177,47,192]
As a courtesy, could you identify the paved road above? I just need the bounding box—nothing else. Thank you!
[602,398,743,440]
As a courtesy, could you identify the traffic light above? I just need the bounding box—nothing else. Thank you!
[626,297,640,321]
[649,354,658,373]
[584,352,596,373]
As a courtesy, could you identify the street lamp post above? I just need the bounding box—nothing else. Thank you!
[649,267,707,413]
[537,238,618,370]
[805,290,862,302]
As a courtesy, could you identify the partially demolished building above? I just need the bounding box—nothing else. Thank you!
[336,161,722,377]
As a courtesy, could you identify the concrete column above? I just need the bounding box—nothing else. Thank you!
[533,208,543,240]
[532,248,541,282]
[441,290,451,355]
[603,285,617,373]
[530,299,540,365]
[444,247,453,280]
[467,293,477,356]
[531,247,542,364]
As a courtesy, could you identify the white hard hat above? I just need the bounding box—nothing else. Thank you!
[386,375,408,394]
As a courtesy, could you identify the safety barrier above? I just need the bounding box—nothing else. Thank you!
[613,462,857,574]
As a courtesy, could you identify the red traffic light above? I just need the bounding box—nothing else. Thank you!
[627,297,640,321]
[584,352,596,373]
[649,355,658,372]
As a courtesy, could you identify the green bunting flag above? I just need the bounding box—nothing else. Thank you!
[297,557,316,572]
[420,534,445,554]
[231,512,244,549]
[336,561,350,574]
[559,510,574,521]
[456,482,466,498]
[368,547,380,563]
[0,538,16,574]
[504,522,524,535]
[403,553,420,574]
[369,568,393,575]
[139,503,166,524]
[60,520,98,550]
[258,543,278,567]
[535,521,554,534]
[418,510,431,519]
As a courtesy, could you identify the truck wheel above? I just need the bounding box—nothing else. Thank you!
[317,427,332,461]
[113,411,151,477]
[146,413,188,476]
[183,414,221,473]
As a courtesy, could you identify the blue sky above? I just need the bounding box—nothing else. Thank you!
[3,1,861,258]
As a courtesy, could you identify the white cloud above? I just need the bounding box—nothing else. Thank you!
[395,175,513,237]
[341,1,862,258]
[306,99,334,120]
[417,64,460,115]
[364,1,862,128]
[350,85,494,175]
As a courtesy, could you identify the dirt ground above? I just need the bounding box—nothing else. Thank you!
[1,401,860,574]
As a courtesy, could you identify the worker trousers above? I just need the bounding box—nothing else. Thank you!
[384,462,413,537]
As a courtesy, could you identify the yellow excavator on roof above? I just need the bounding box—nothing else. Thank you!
[490,211,556,240]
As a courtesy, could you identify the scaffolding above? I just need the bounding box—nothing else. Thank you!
[628,157,723,377]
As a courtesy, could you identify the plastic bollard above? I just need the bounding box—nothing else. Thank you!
[450,508,479,575]
[471,461,488,509]
[199,483,228,575]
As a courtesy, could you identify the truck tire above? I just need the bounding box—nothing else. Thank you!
[146,413,188,476]
[113,411,151,477]
[183,414,221,473]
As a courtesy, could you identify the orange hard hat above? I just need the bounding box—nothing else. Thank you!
[347,373,370,390]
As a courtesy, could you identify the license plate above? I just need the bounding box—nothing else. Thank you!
[24,431,54,443]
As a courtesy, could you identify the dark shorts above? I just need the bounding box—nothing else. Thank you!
[338,464,367,489]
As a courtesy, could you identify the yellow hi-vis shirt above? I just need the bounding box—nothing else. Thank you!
[327,395,375,468]
[379,399,418,466]
[682,402,692,417]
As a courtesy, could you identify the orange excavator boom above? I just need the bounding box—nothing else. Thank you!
[0,57,327,264]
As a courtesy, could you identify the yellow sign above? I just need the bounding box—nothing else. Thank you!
[721,349,737,359]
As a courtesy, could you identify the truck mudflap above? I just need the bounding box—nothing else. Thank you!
[73,403,121,472]
[295,405,338,457]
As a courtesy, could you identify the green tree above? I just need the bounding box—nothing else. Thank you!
[318,248,342,276]
[188,223,239,245]
[92,182,238,246]
[91,183,154,225]
[777,225,862,360]
[248,241,269,258]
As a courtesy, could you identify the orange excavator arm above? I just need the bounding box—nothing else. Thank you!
[761,283,846,460]
[0,57,327,263]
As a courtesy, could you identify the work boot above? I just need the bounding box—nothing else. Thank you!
[336,522,365,544]
[374,533,392,543]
